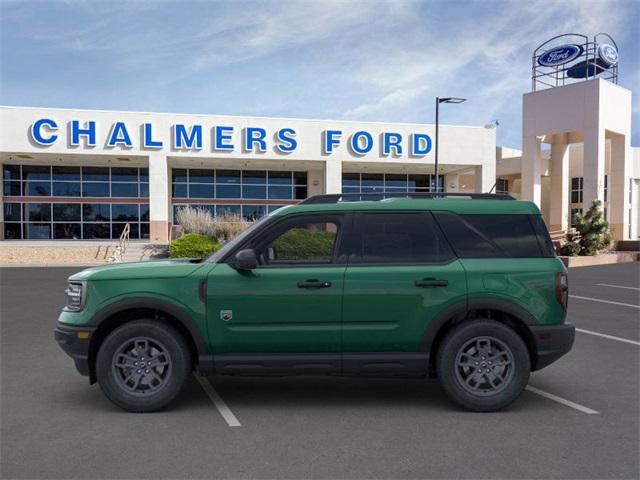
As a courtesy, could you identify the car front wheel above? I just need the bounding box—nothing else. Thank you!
[436,320,530,412]
[96,320,191,412]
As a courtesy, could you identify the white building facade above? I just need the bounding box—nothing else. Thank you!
[0,106,496,243]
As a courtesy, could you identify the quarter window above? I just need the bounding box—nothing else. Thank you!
[435,213,547,258]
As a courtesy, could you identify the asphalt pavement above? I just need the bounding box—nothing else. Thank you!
[1,262,638,479]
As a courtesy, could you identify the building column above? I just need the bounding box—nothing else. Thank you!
[609,134,631,240]
[549,134,570,232]
[148,153,170,244]
[522,135,542,206]
[474,162,495,193]
[324,159,342,194]
[307,169,324,197]
[445,173,460,192]
[582,126,606,211]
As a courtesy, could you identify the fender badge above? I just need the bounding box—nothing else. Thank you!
[220,310,233,322]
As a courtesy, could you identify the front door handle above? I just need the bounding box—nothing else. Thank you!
[415,278,448,287]
[298,279,332,289]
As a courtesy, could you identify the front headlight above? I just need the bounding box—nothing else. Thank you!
[64,281,86,311]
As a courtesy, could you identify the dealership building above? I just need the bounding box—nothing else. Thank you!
[0,34,638,248]
[0,107,497,244]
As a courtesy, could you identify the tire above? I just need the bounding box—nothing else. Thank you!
[96,320,191,412]
[436,320,530,412]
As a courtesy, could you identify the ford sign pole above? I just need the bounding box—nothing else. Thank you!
[435,97,466,193]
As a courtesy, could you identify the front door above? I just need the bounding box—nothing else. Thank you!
[207,214,347,371]
[341,211,467,373]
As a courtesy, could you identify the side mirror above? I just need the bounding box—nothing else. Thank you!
[233,249,258,270]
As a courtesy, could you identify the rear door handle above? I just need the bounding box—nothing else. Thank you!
[298,279,332,289]
[415,278,448,287]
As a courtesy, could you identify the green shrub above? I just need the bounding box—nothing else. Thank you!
[169,233,220,259]
[560,199,613,256]
[272,228,336,261]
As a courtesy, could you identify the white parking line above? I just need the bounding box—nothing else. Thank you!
[596,283,640,291]
[525,385,599,415]
[194,373,242,427]
[576,327,640,346]
[569,294,640,309]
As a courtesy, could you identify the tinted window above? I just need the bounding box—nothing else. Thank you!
[434,212,498,258]
[435,213,546,258]
[258,218,340,265]
[462,215,543,258]
[354,212,453,264]
[531,215,555,257]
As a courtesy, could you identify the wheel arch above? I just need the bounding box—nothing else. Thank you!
[423,298,538,374]
[87,298,211,383]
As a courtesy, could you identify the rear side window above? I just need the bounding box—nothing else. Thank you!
[434,213,549,258]
[352,212,454,264]
[530,215,555,257]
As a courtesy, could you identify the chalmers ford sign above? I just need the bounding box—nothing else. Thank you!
[29,118,434,157]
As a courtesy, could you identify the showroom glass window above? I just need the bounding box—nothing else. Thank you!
[2,164,149,240]
[341,172,445,197]
[171,168,307,221]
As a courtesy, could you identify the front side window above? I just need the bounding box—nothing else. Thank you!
[352,212,454,264]
[258,217,340,265]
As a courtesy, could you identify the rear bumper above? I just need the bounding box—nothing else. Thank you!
[54,323,95,377]
[530,323,575,371]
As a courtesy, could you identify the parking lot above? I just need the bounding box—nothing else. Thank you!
[1,262,638,479]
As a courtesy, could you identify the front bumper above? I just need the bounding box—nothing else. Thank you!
[54,323,95,377]
[530,323,575,371]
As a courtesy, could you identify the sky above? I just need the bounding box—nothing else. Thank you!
[1,0,638,148]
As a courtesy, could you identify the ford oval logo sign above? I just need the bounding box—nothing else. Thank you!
[538,44,583,67]
[598,44,618,66]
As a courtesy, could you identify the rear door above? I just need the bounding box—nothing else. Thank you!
[341,211,467,372]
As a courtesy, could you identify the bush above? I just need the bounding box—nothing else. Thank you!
[169,233,220,259]
[175,207,252,243]
[272,228,335,260]
[560,199,613,256]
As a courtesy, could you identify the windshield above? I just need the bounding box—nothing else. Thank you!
[206,214,273,263]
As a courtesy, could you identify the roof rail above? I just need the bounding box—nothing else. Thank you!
[299,192,515,205]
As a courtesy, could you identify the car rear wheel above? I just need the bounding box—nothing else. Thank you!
[96,320,191,412]
[436,320,530,412]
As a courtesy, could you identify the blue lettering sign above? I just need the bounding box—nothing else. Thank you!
[107,122,132,148]
[275,128,297,153]
[350,131,373,155]
[244,127,267,152]
[323,130,342,154]
[383,132,403,156]
[173,124,202,150]
[30,118,58,145]
[143,123,163,148]
[71,120,96,147]
[214,126,234,151]
[411,133,432,156]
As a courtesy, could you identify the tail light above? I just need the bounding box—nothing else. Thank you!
[555,272,568,310]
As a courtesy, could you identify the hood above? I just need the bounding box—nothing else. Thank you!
[69,258,207,281]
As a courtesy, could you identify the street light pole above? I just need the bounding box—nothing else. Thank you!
[434,96,466,193]
[435,97,440,193]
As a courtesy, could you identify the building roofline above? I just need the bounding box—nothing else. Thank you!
[0,104,490,130]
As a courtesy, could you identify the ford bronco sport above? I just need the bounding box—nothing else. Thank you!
[55,193,574,412]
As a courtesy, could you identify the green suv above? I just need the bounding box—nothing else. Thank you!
[55,193,574,412]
